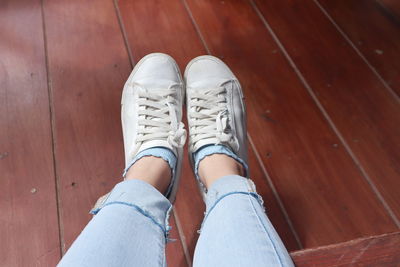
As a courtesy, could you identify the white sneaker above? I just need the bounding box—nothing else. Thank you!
[184,55,248,175]
[121,53,186,202]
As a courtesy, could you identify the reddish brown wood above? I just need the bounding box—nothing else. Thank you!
[116,0,205,68]
[0,0,60,265]
[185,0,398,248]
[291,232,400,267]
[317,0,400,96]
[253,0,400,222]
[42,0,129,250]
[379,0,400,19]
[6,0,399,264]
[117,0,301,256]
[166,211,189,267]
[248,142,301,250]
[117,0,209,257]
[42,0,188,263]
[174,145,206,259]
[117,0,207,261]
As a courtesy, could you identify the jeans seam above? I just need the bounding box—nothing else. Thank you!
[98,201,168,237]
[247,194,285,267]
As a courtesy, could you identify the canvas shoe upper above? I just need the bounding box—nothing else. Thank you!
[121,53,186,201]
[184,55,248,172]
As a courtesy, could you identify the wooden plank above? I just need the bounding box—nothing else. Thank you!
[115,0,209,258]
[379,0,400,19]
[253,0,400,222]
[116,0,206,67]
[316,0,400,96]
[42,0,129,250]
[248,147,302,251]
[0,0,60,265]
[291,232,400,266]
[40,0,122,249]
[42,0,188,262]
[166,211,189,267]
[175,153,205,260]
[184,0,398,247]
[117,0,301,257]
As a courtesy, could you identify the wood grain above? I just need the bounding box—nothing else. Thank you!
[42,0,131,251]
[249,146,302,251]
[166,211,189,267]
[379,0,400,19]
[185,0,398,247]
[115,0,205,68]
[317,0,400,96]
[42,0,187,263]
[0,0,60,265]
[254,0,400,222]
[291,232,400,266]
[116,0,208,258]
[4,0,399,264]
[117,0,301,256]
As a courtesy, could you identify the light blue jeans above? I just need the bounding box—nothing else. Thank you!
[58,175,294,267]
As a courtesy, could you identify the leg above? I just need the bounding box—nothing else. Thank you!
[58,178,171,267]
[58,53,186,266]
[185,56,294,266]
[193,155,294,267]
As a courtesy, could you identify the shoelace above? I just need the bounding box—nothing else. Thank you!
[188,82,239,151]
[134,83,186,148]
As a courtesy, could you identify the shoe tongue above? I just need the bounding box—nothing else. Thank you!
[137,140,176,156]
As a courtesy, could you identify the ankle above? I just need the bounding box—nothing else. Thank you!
[198,154,244,189]
[125,156,172,194]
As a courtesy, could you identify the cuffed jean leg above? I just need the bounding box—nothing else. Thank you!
[58,179,172,267]
[193,175,294,267]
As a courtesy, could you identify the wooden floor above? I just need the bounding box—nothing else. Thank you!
[1,0,400,266]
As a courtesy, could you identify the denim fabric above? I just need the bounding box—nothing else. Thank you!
[194,175,294,267]
[58,176,294,267]
[193,144,248,179]
[58,180,171,267]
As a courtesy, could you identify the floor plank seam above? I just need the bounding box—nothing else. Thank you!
[113,0,135,68]
[249,0,400,229]
[181,0,303,248]
[181,0,212,55]
[313,0,400,103]
[40,0,66,257]
[376,0,400,25]
[172,208,192,267]
[114,2,191,263]
[248,134,303,249]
